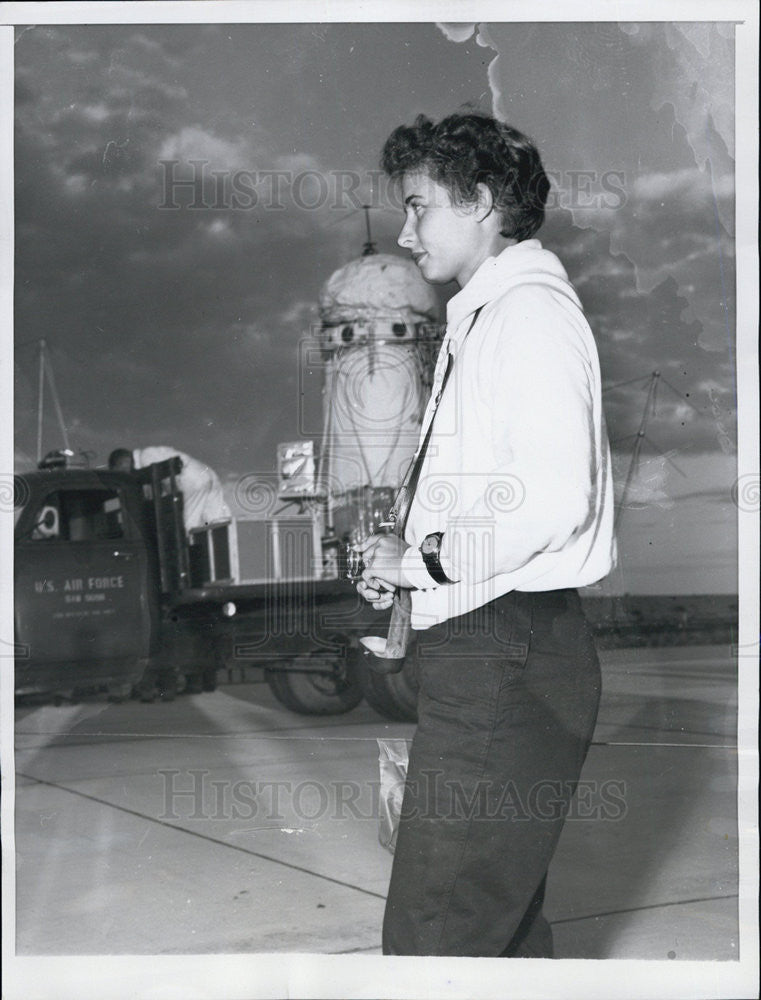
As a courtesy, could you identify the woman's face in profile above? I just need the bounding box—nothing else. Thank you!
[396,170,481,287]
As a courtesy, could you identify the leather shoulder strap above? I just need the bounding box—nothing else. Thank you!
[390,305,483,535]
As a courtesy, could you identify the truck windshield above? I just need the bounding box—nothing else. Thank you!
[23,488,131,542]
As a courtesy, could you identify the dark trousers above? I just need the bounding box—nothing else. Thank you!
[382,589,601,957]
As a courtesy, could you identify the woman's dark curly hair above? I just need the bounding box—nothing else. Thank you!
[381,112,550,241]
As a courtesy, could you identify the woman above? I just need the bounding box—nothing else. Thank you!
[357,112,616,957]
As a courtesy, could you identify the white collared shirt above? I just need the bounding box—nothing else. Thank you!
[401,239,617,629]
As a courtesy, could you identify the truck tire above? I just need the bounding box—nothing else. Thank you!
[183,673,204,695]
[157,668,177,702]
[134,663,177,702]
[358,653,419,722]
[107,680,134,703]
[265,652,363,715]
[183,666,217,694]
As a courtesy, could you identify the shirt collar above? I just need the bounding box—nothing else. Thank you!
[445,239,544,344]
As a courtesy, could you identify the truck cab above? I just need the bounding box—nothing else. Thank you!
[13,463,160,699]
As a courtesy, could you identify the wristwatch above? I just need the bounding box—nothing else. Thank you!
[420,531,455,585]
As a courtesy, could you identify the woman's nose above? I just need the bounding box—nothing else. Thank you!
[397,216,414,248]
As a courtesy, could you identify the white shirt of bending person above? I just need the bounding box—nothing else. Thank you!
[400,239,617,629]
[132,446,231,532]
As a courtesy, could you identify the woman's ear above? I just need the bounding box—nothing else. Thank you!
[474,182,495,223]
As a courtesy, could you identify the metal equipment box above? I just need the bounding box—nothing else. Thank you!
[189,517,322,586]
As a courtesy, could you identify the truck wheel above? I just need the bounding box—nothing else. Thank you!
[107,681,133,703]
[184,673,203,695]
[135,667,158,703]
[157,669,177,702]
[265,652,363,715]
[358,653,419,722]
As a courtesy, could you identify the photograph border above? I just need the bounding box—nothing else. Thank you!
[1,2,758,998]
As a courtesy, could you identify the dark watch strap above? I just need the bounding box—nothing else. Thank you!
[421,532,455,585]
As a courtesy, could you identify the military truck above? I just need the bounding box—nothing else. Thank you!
[13,454,419,718]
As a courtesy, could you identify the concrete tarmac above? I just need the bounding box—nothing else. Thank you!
[12,644,740,960]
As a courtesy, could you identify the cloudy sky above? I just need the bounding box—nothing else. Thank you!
[10,17,740,593]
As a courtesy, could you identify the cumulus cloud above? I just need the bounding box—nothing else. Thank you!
[633,165,734,205]
[157,124,258,169]
[14,21,739,491]
[542,212,735,457]
[612,450,679,509]
[66,48,99,66]
[442,21,736,363]
[125,31,182,68]
[279,300,319,327]
[603,170,734,353]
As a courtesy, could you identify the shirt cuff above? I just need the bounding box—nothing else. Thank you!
[402,546,440,590]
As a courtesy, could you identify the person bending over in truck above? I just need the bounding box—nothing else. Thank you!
[356,112,616,957]
[108,446,230,534]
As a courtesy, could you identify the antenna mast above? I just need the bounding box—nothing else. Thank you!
[610,370,693,530]
[329,202,378,255]
[35,338,71,461]
[615,372,660,530]
[36,339,45,463]
[361,205,376,256]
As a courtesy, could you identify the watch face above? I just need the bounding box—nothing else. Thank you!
[421,534,439,555]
